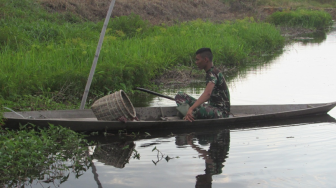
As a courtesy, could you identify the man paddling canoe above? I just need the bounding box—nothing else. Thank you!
[175,48,230,122]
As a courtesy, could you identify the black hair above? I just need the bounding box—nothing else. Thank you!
[196,48,213,62]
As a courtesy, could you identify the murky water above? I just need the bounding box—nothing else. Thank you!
[32,25,336,187]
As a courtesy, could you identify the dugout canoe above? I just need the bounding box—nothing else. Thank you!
[3,102,336,132]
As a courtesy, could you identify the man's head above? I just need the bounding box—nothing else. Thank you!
[195,48,213,71]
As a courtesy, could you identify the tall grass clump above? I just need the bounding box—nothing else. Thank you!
[0,124,92,187]
[267,9,333,29]
[103,13,152,38]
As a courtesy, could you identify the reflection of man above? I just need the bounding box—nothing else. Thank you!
[182,130,230,188]
[175,48,230,122]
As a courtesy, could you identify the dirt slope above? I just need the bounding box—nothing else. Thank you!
[40,0,265,24]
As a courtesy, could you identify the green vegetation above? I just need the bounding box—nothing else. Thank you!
[0,124,92,187]
[0,0,333,112]
[0,19,284,109]
[268,9,333,29]
[0,0,285,110]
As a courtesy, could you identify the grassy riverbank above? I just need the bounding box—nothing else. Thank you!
[0,19,284,110]
[0,0,286,111]
[0,0,333,112]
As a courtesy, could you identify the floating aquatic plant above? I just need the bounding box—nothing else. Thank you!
[0,124,92,187]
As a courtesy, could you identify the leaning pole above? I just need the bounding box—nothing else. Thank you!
[80,0,116,109]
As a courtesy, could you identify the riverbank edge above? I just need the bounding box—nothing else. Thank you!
[150,25,321,88]
[0,25,327,113]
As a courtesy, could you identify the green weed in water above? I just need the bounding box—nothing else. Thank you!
[0,124,92,187]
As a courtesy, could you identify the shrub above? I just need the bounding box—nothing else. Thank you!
[267,9,333,29]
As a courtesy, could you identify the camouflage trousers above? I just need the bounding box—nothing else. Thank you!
[175,92,229,119]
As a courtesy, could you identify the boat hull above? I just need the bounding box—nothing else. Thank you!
[3,102,336,132]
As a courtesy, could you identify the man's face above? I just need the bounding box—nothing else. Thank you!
[195,54,208,70]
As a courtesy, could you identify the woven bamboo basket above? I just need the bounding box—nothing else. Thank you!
[91,90,136,121]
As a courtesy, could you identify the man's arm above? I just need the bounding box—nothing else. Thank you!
[184,82,215,122]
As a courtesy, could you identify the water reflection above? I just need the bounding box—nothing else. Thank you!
[293,31,327,44]
[89,129,231,188]
[11,152,92,188]
[90,161,103,188]
[294,23,336,45]
[181,130,230,188]
[84,114,335,188]
[31,113,332,188]
[88,142,136,188]
[93,141,135,168]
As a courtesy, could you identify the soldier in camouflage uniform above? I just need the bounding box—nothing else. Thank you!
[175,48,230,122]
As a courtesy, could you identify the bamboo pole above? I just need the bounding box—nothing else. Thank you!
[80,0,116,109]
[135,87,176,101]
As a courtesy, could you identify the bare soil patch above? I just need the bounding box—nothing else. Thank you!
[39,0,336,23]
[39,0,267,24]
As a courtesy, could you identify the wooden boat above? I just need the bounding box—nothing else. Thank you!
[3,101,336,132]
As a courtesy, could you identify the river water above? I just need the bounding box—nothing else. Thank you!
[35,25,336,187]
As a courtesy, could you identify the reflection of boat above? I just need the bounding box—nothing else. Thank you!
[3,102,336,132]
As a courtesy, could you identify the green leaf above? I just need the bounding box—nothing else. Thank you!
[152,146,157,152]
[122,145,130,150]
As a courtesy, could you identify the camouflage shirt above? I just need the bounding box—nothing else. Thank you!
[205,66,230,113]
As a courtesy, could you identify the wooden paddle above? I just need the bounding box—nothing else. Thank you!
[135,87,176,101]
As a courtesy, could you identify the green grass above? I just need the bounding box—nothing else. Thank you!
[267,9,333,29]
[0,17,285,109]
[0,1,286,108]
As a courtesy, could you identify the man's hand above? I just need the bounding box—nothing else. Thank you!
[184,108,195,122]
[183,82,215,122]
